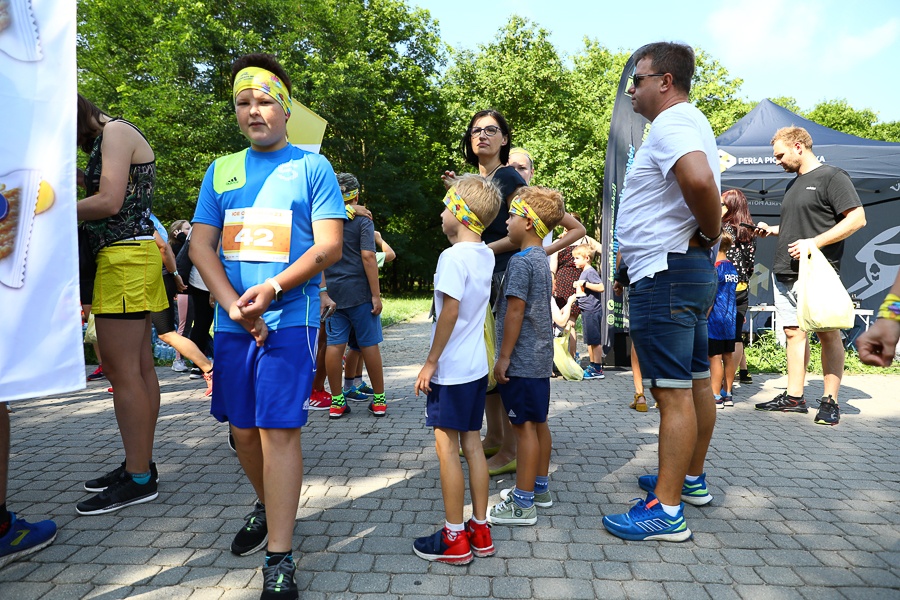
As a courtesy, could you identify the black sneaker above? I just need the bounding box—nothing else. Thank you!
[261,554,298,600]
[755,391,808,413]
[231,502,268,556]
[189,367,203,380]
[739,370,753,384]
[84,461,159,492]
[814,395,840,426]
[76,472,159,515]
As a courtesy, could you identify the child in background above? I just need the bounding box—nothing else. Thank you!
[413,174,501,564]
[490,187,566,526]
[571,244,605,380]
[708,231,739,407]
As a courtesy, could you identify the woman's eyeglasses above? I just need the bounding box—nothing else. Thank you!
[470,126,501,137]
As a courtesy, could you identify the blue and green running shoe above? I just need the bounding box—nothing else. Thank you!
[602,492,693,542]
[638,472,712,506]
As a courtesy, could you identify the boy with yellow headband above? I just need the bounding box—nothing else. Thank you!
[190,53,345,600]
[489,186,565,526]
[413,174,501,564]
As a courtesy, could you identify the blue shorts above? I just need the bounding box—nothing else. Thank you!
[497,376,550,425]
[211,327,317,429]
[629,248,717,390]
[326,302,383,347]
[425,375,488,431]
[580,309,603,346]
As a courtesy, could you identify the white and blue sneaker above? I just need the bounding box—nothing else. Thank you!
[602,492,693,542]
[638,472,712,506]
[344,385,369,402]
[582,365,605,380]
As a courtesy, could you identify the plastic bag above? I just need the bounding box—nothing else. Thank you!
[84,313,97,345]
[553,326,584,381]
[797,242,854,331]
[484,304,497,389]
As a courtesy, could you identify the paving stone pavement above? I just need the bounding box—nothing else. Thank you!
[2,312,899,599]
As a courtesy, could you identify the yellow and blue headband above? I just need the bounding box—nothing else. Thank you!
[233,67,293,117]
[342,189,359,203]
[443,186,485,236]
[509,195,550,239]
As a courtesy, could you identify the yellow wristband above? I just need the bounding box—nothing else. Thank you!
[877,293,900,321]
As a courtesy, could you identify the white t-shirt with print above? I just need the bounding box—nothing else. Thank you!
[430,241,495,385]
[616,102,720,284]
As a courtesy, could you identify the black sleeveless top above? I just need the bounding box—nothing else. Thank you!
[82,118,156,254]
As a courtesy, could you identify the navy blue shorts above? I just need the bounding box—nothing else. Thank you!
[326,302,383,347]
[629,248,717,390]
[425,375,488,431]
[497,376,550,425]
[211,327,316,429]
[581,309,603,346]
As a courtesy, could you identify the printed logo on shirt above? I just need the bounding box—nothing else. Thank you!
[275,162,300,182]
[226,176,239,186]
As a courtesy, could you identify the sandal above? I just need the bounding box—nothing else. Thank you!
[630,392,648,412]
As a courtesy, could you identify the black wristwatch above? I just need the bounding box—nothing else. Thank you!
[266,278,284,302]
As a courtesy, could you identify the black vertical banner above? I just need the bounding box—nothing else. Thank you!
[600,53,650,348]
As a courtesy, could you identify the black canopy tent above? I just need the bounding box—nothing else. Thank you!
[715,99,900,313]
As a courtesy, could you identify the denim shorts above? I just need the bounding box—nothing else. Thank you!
[325,302,384,347]
[629,249,717,390]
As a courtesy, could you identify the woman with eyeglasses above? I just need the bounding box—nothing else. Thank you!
[442,109,586,476]
[721,189,757,388]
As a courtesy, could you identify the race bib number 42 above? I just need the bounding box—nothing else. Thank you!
[222,207,292,263]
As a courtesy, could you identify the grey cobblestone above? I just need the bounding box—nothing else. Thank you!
[0,314,897,598]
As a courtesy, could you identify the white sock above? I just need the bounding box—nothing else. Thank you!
[684,474,700,483]
[445,521,465,532]
[659,502,681,517]
[470,517,487,525]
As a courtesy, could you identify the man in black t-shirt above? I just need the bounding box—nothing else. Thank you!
[754,127,866,426]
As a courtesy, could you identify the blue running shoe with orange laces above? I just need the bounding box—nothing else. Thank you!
[603,492,692,542]
[638,472,712,506]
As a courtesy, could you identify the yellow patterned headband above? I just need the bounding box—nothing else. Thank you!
[342,189,359,203]
[509,195,550,239]
[443,186,485,236]
[233,67,293,117]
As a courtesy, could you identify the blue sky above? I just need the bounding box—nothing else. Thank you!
[412,0,900,123]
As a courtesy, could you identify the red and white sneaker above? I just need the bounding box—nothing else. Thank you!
[368,397,386,417]
[309,389,332,411]
[465,518,496,557]
[329,399,351,419]
[413,527,473,565]
[87,366,106,382]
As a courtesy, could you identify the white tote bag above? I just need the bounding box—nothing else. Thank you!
[796,242,854,332]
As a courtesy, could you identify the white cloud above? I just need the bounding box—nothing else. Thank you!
[705,0,820,68]
[823,19,900,69]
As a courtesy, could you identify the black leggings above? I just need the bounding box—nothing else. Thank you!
[150,274,177,335]
[187,284,214,357]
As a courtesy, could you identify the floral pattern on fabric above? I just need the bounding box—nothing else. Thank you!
[82,120,156,255]
[723,224,756,285]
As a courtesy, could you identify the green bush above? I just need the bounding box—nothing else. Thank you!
[745,331,900,375]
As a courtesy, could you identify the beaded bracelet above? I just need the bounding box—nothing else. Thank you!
[877,293,900,321]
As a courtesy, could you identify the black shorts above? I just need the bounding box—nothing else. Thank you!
[708,337,736,356]
[150,273,177,335]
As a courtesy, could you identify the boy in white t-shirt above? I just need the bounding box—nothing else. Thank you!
[413,174,502,565]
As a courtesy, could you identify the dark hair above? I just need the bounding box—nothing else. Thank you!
[460,109,512,168]
[721,189,755,243]
[231,53,292,96]
[76,94,109,154]
[335,172,360,194]
[633,42,695,94]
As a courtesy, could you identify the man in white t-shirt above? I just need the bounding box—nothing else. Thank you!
[602,42,722,543]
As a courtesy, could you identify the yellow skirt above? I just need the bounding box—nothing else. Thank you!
[92,239,168,314]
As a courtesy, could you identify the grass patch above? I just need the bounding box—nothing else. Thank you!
[381,294,431,328]
[745,331,900,375]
